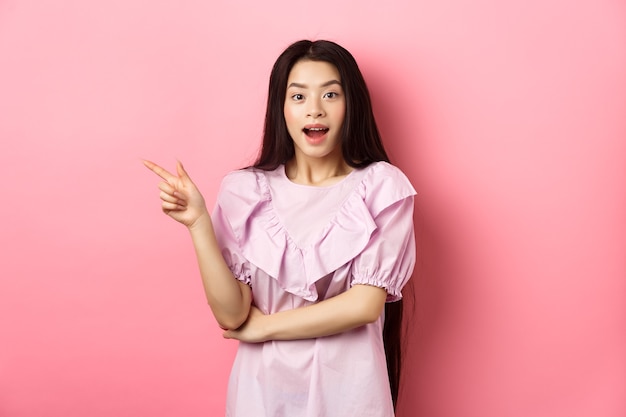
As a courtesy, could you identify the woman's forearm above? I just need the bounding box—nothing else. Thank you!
[142,160,251,329]
[188,213,251,330]
[223,285,387,342]
[265,285,386,339]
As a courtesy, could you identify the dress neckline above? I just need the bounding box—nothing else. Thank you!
[278,164,359,189]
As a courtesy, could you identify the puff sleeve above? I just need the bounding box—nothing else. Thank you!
[350,166,416,302]
[212,204,251,285]
[211,172,258,285]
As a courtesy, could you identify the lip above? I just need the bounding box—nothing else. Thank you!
[305,133,327,145]
[302,124,329,145]
[303,123,329,130]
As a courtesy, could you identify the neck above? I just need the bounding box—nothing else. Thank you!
[285,156,353,186]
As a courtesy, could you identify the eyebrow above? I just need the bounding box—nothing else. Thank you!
[287,80,342,89]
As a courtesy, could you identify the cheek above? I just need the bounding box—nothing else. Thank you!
[283,104,292,124]
[283,104,299,132]
[335,100,346,122]
[335,106,346,128]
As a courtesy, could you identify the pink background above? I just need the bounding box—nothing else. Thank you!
[1,1,625,416]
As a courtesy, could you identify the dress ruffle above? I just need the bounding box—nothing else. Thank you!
[216,162,416,302]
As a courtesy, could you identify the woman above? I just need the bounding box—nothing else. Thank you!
[144,39,416,416]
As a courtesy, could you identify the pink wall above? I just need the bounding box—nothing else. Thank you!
[1,1,624,416]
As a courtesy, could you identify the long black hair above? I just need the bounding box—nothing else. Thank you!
[253,39,405,407]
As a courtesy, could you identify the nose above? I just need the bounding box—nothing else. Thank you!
[307,98,325,118]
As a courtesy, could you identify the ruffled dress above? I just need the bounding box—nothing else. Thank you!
[212,161,416,417]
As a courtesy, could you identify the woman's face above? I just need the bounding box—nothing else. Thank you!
[283,60,346,165]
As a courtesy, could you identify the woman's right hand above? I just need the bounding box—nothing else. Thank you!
[143,160,209,229]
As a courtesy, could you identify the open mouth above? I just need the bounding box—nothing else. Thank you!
[303,127,329,139]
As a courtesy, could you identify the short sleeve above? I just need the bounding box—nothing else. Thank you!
[350,196,416,302]
[211,177,253,285]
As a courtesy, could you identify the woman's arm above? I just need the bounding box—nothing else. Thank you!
[222,284,387,343]
[144,160,251,330]
[187,213,252,330]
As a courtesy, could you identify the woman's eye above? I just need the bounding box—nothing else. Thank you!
[292,94,304,101]
[324,92,338,99]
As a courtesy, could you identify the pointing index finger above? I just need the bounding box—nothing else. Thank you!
[143,160,177,183]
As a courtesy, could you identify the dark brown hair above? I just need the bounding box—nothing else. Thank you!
[252,39,405,407]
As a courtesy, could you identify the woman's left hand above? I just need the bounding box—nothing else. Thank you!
[223,306,268,343]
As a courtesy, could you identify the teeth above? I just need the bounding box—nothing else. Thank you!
[307,127,327,131]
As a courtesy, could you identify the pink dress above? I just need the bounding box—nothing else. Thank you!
[212,161,416,417]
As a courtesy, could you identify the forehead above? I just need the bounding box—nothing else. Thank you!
[287,60,341,85]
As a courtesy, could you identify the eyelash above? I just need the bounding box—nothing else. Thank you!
[291,92,339,101]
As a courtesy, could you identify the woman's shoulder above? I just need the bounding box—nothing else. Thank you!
[221,166,261,184]
[349,162,416,217]
[359,162,416,205]
[217,167,272,204]
[363,161,412,183]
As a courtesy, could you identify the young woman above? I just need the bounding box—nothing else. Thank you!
[144,40,416,416]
